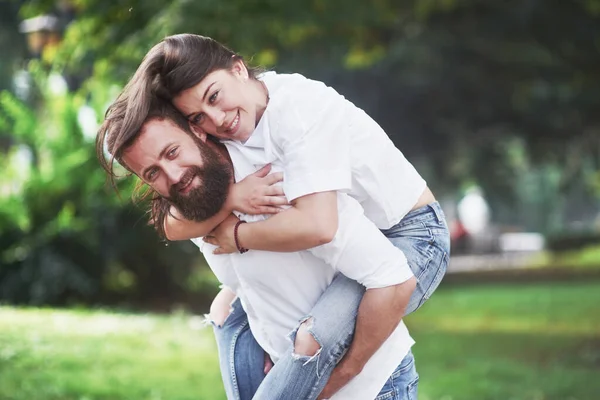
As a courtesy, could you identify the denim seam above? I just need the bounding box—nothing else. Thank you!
[375,390,397,400]
[422,251,448,303]
[375,367,397,400]
[228,319,249,400]
[407,375,419,400]
[427,202,444,225]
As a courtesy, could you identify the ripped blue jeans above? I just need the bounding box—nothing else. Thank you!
[213,202,450,399]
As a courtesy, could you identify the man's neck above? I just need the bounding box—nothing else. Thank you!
[206,137,235,172]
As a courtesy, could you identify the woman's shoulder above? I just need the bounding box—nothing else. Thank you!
[262,71,331,103]
[263,72,347,143]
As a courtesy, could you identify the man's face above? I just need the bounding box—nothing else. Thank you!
[122,118,232,221]
[173,60,260,143]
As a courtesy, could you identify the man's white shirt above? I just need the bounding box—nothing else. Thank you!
[192,150,415,399]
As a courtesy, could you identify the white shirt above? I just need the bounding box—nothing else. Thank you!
[193,151,415,399]
[193,161,414,399]
[225,72,420,284]
[240,71,427,230]
[193,72,425,398]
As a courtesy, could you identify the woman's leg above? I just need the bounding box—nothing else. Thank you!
[252,273,365,400]
[210,288,266,400]
[382,202,451,316]
[243,203,448,399]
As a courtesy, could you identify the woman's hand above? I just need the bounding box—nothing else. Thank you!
[231,164,289,215]
[203,214,241,255]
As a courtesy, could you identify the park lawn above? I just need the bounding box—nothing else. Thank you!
[0,281,598,400]
[406,281,600,400]
[0,308,225,400]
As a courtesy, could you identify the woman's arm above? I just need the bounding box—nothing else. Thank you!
[237,191,338,251]
[206,191,338,253]
[164,204,234,241]
[163,165,287,241]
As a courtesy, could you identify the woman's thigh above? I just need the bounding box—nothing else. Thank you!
[382,202,450,315]
[252,273,365,399]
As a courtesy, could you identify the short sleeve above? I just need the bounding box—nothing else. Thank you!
[269,78,352,201]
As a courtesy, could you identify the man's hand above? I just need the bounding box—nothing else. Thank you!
[317,359,360,400]
[264,352,274,375]
[203,214,241,254]
[231,164,288,215]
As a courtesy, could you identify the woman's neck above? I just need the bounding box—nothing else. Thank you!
[253,78,270,126]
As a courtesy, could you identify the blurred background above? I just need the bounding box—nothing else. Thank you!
[0,0,599,399]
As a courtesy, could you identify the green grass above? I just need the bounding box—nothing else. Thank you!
[406,281,600,400]
[0,309,224,400]
[1,280,599,400]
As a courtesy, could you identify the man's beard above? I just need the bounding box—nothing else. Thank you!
[167,141,232,222]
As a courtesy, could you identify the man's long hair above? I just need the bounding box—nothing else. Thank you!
[97,34,260,190]
[97,34,255,238]
[97,96,193,239]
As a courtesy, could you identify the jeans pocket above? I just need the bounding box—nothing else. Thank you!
[375,389,397,400]
[406,376,419,400]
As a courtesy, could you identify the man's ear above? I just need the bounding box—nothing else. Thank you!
[189,122,208,142]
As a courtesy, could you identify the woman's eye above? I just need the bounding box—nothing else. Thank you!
[209,90,219,104]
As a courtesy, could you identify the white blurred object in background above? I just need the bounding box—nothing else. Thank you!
[457,186,490,235]
[499,232,545,252]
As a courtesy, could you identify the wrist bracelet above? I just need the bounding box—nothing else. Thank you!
[234,220,249,254]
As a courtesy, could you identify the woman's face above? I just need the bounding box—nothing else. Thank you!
[173,60,264,143]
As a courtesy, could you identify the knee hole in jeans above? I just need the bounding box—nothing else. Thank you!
[294,318,321,357]
[209,298,234,328]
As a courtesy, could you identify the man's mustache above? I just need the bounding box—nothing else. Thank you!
[169,167,202,197]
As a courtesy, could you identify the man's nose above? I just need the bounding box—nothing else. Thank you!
[164,165,185,186]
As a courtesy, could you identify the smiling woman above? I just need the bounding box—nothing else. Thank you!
[173,62,268,142]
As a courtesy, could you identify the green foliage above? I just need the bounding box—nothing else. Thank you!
[2,0,599,308]
[0,69,214,308]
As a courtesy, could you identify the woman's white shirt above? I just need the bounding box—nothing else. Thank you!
[243,71,427,229]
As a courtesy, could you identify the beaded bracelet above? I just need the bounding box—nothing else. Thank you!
[234,220,249,254]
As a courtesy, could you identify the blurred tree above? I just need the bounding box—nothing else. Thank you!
[0,1,27,93]
[19,0,597,200]
[2,0,599,307]
[0,66,215,309]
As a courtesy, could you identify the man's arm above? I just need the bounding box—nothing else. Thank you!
[163,165,286,241]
